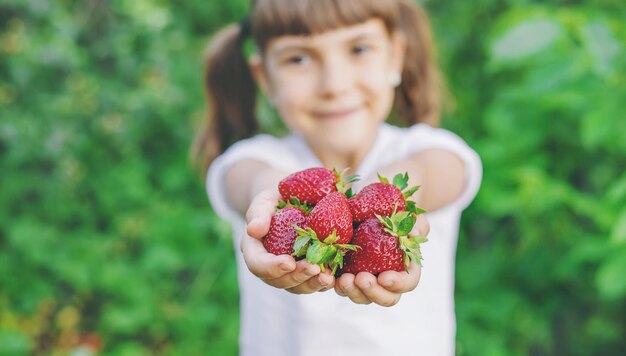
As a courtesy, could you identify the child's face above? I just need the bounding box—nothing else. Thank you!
[252,18,405,155]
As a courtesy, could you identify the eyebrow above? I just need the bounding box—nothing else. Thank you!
[270,32,385,58]
[270,43,311,58]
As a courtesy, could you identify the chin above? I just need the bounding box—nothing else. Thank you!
[323,128,374,153]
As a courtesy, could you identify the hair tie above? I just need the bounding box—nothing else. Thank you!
[239,17,252,39]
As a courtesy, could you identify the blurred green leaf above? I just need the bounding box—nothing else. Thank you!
[0,331,32,355]
[612,210,626,244]
[491,18,562,62]
[582,21,622,75]
[596,246,626,300]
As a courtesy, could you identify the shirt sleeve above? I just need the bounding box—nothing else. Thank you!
[206,135,297,226]
[402,124,483,211]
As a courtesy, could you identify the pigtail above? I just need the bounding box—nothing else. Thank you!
[395,0,444,127]
[192,23,258,173]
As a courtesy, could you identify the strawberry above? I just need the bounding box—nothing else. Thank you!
[349,172,423,223]
[263,206,308,256]
[340,210,427,275]
[278,167,358,206]
[292,191,358,274]
[306,191,353,244]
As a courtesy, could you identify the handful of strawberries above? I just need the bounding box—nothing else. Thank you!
[263,167,428,276]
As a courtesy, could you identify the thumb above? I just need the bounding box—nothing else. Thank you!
[245,189,281,239]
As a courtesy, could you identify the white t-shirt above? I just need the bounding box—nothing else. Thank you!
[207,123,482,356]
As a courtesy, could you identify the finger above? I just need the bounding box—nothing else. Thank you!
[245,189,281,239]
[334,273,350,296]
[241,234,296,279]
[334,275,348,297]
[286,272,328,295]
[334,287,346,297]
[412,214,430,237]
[336,273,371,304]
[355,272,402,307]
[308,269,335,293]
[377,262,421,293]
[264,260,321,289]
[317,270,335,291]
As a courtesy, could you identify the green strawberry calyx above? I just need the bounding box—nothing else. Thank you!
[276,196,313,214]
[377,172,426,215]
[334,168,360,198]
[292,226,360,275]
[375,207,428,271]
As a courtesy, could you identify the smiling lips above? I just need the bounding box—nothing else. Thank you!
[313,107,361,120]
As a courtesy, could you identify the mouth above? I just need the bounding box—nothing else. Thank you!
[312,107,360,120]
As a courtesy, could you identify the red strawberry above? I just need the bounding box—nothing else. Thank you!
[341,211,427,275]
[263,206,308,255]
[349,172,422,223]
[278,167,357,206]
[307,191,353,244]
[292,191,358,274]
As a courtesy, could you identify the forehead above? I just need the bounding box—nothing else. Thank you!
[265,18,389,55]
[251,0,398,49]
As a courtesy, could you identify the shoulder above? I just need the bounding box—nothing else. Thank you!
[379,123,476,155]
[223,133,292,156]
[212,133,303,169]
[381,122,462,141]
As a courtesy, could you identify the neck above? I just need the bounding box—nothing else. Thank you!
[307,133,377,177]
[317,151,362,177]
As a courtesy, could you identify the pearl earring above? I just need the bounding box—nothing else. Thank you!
[389,72,402,87]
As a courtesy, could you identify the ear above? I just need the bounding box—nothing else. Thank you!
[248,54,273,102]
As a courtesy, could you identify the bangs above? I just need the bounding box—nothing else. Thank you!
[251,0,399,50]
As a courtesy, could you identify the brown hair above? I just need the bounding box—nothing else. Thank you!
[192,0,443,172]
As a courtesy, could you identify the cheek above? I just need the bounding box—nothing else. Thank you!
[362,76,395,120]
[363,67,388,86]
[276,100,303,129]
[272,74,313,107]
[271,83,313,132]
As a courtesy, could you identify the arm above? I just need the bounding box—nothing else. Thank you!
[361,148,466,212]
[225,159,287,216]
[225,160,334,294]
[335,148,465,306]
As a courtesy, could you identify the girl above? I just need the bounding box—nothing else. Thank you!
[194,0,482,355]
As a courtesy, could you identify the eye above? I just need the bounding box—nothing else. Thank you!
[351,44,371,55]
[285,54,310,65]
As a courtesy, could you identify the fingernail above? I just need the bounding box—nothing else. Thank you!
[362,281,372,289]
[248,218,260,227]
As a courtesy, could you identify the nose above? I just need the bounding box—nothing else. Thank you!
[318,55,352,98]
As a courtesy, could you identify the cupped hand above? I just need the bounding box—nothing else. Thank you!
[334,262,421,306]
[334,213,429,306]
[241,189,334,293]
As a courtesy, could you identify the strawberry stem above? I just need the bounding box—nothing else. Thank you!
[376,172,423,202]
[334,168,360,196]
[278,197,313,214]
[293,227,360,273]
[399,234,428,270]
[376,209,428,272]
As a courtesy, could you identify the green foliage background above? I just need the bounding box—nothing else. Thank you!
[1,0,624,355]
